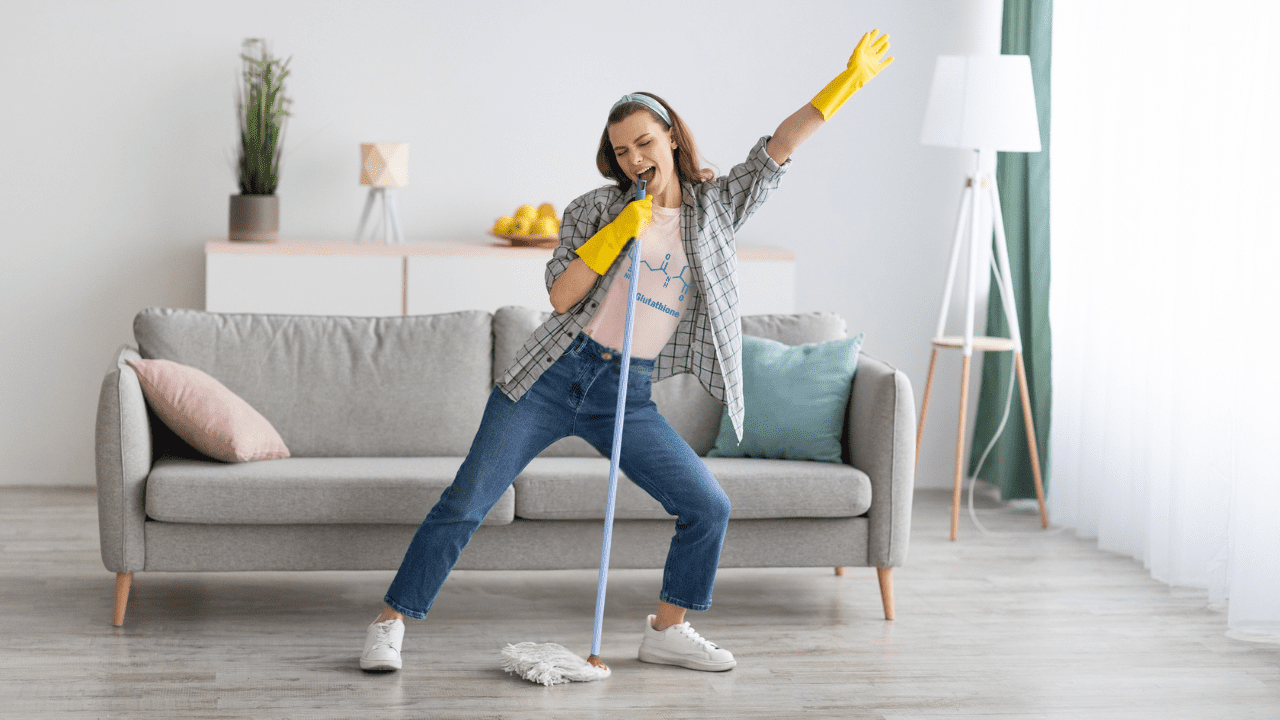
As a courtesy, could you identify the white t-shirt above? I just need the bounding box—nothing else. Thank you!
[583,204,690,359]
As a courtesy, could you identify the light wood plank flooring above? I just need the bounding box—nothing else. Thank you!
[1,487,1276,719]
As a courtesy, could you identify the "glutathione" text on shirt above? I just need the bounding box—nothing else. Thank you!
[636,292,680,319]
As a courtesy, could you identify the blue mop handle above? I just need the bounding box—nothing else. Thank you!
[590,179,646,660]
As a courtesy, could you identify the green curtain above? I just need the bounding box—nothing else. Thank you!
[966,0,1052,501]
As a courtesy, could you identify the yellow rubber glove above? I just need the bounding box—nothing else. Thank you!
[575,195,653,275]
[811,29,895,120]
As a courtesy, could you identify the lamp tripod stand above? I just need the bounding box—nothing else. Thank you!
[355,187,404,245]
[916,149,1048,540]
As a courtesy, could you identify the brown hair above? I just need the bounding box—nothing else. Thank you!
[595,92,715,194]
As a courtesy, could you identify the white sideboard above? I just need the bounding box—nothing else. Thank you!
[205,240,796,317]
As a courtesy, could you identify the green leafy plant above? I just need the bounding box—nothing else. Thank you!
[236,38,291,195]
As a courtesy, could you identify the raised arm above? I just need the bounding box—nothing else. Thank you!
[766,104,825,165]
[766,29,894,165]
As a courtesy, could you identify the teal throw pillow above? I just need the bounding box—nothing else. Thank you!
[707,333,864,464]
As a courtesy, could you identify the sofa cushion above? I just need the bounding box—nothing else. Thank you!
[741,311,848,346]
[145,457,514,525]
[125,358,290,463]
[133,308,493,458]
[707,333,864,464]
[512,457,871,520]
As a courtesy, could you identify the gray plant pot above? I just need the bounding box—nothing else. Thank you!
[229,194,280,242]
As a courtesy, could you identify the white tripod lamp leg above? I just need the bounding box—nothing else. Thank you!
[962,172,987,357]
[986,178,1024,353]
[951,166,987,540]
[355,188,378,244]
[935,182,975,341]
[387,189,404,244]
[380,188,393,244]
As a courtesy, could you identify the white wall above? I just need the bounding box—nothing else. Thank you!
[0,0,1003,487]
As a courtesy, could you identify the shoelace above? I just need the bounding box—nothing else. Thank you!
[672,622,719,651]
[370,622,399,650]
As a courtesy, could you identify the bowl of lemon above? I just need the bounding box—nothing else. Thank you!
[492,203,559,248]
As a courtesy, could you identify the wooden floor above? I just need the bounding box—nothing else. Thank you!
[1,487,1277,719]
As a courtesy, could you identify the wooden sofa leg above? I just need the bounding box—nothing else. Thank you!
[113,573,133,627]
[877,567,895,620]
[834,566,844,576]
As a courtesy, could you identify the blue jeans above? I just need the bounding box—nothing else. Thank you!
[383,331,731,619]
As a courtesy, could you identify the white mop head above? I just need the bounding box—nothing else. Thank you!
[501,642,611,686]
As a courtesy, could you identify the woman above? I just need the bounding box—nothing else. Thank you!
[361,29,893,674]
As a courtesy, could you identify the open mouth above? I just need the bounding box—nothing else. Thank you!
[639,167,656,182]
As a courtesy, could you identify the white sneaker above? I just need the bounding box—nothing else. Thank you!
[360,618,404,672]
[637,614,736,671]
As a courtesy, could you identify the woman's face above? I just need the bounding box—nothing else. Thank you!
[608,110,678,199]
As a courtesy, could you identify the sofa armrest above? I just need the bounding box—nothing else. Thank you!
[846,353,917,568]
[95,345,150,574]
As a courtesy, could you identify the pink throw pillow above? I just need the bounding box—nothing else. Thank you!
[125,358,290,463]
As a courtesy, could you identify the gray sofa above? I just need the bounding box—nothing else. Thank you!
[96,307,916,627]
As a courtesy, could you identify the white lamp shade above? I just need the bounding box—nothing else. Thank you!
[920,55,1041,152]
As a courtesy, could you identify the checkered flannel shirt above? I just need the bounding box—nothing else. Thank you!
[496,135,790,443]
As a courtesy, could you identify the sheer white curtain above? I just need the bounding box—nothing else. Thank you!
[1050,1,1280,638]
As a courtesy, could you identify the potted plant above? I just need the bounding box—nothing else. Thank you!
[229,38,291,242]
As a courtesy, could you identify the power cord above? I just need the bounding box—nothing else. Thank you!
[964,255,1067,538]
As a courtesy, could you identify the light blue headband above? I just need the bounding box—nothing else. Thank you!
[611,94,672,127]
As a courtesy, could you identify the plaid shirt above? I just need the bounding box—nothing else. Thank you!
[496,136,790,443]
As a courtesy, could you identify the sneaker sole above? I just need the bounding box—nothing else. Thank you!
[360,657,402,672]
[638,645,736,672]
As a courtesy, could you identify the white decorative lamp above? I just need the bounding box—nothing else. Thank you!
[356,142,409,244]
[915,55,1047,540]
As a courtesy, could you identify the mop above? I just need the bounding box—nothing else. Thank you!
[501,179,648,686]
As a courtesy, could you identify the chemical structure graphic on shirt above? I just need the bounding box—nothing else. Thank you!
[623,246,696,302]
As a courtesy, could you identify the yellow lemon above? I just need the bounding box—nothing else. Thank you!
[493,216,516,234]
[514,205,538,221]
[537,203,557,219]
[510,216,534,236]
[531,217,558,236]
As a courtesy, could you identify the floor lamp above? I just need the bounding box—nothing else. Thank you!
[917,55,1048,540]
